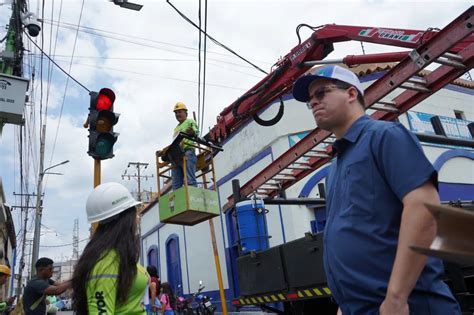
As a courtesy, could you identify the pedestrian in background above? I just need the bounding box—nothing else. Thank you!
[146,265,161,314]
[0,265,15,314]
[72,182,148,315]
[159,282,175,315]
[292,65,461,314]
[23,258,70,315]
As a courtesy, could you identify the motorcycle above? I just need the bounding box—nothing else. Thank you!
[193,281,215,315]
[175,284,194,315]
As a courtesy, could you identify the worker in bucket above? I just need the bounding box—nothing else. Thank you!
[292,65,460,314]
[170,102,199,190]
[72,182,148,314]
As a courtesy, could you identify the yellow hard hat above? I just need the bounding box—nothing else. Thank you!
[173,102,188,112]
[0,265,11,276]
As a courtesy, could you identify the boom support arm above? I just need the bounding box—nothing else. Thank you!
[212,6,474,211]
[209,13,474,144]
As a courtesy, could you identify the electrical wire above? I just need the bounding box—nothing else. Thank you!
[45,0,63,121]
[40,238,88,248]
[197,0,202,129]
[48,0,86,169]
[53,60,248,91]
[200,0,208,133]
[40,19,241,65]
[166,0,268,75]
[40,0,45,129]
[26,52,263,70]
[24,34,90,92]
[27,53,264,78]
[40,18,272,63]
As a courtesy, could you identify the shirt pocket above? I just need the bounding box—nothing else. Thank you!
[340,159,374,217]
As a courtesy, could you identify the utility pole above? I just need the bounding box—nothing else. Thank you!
[72,218,79,261]
[30,156,69,277]
[12,193,37,296]
[122,162,153,201]
[0,0,24,76]
[31,124,45,277]
[26,239,33,280]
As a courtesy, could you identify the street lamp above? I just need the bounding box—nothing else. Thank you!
[30,160,70,278]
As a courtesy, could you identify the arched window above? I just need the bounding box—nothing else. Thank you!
[147,245,159,270]
[166,234,182,294]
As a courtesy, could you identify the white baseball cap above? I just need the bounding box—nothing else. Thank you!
[292,65,364,102]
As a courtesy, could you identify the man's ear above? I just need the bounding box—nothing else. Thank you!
[347,86,359,104]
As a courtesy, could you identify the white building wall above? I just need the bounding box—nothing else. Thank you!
[141,204,160,235]
[438,156,474,183]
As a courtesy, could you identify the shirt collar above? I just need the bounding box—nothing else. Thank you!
[332,115,370,156]
[342,115,371,143]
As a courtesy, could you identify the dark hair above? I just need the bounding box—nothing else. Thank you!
[146,265,158,278]
[72,207,139,315]
[161,282,176,310]
[35,257,54,269]
[333,80,366,108]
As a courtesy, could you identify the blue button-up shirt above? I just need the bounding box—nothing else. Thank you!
[323,115,460,314]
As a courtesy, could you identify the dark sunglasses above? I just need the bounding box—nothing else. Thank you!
[306,86,347,109]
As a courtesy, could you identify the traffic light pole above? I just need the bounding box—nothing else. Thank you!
[202,171,228,315]
[92,159,101,233]
[94,159,101,188]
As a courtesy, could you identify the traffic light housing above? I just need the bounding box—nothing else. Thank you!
[87,88,119,160]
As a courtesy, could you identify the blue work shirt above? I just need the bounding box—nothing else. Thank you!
[323,115,460,314]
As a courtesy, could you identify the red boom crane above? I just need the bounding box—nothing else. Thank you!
[206,6,474,210]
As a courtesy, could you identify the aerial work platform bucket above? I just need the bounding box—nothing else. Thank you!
[159,185,219,225]
[156,132,223,226]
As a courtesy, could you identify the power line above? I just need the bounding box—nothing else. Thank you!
[166,0,268,75]
[40,18,269,63]
[40,238,88,248]
[38,20,273,70]
[122,162,153,202]
[27,53,264,78]
[197,0,202,129]
[201,0,208,133]
[52,60,249,91]
[45,0,64,122]
[24,34,90,92]
[48,0,86,168]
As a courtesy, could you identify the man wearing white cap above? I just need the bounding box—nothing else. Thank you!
[293,65,460,314]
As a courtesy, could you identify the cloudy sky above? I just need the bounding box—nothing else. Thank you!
[0,0,471,268]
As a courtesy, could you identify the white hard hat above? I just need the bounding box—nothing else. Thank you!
[86,182,141,224]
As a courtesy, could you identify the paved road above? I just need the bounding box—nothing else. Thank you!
[57,311,73,315]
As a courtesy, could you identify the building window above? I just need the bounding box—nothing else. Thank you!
[147,246,159,271]
[165,234,182,294]
[454,110,466,120]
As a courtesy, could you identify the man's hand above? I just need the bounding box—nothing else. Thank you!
[7,296,16,305]
[380,296,409,315]
[185,125,195,136]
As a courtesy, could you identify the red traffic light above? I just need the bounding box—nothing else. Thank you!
[88,88,119,160]
[96,88,116,110]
